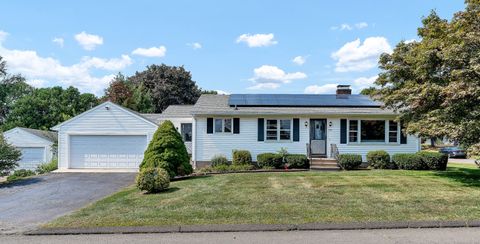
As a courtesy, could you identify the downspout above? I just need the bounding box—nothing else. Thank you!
[192,116,197,169]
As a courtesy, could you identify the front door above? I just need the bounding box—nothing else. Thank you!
[310,119,327,155]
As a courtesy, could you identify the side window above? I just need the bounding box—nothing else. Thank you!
[181,123,192,142]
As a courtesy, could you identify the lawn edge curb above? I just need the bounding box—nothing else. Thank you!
[25,221,480,235]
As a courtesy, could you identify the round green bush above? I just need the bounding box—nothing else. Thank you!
[367,150,395,169]
[136,167,170,193]
[257,153,283,168]
[232,150,252,165]
[286,154,309,169]
[211,154,229,167]
[392,153,426,170]
[337,154,362,170]
[417,151,448,170]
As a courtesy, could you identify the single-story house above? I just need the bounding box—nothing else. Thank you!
[3,127,57,170]
[51,85,420,171]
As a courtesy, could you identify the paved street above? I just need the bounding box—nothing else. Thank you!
[1,228,480,244]
[0,173,135,234]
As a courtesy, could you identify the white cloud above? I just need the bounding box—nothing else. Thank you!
[248,65,307,90]
[331,37,392,72]
[236,33,277,47]
[132,46,167,57]
[331,22,368,31]
[404,39,418,44]
[292,56,307,66]
[0,30,8,42]
[215,90,230,95]
[355,22,368,29]
[52,37,64,48]
[80,55,132,70]
[74,31,103,51]
[187,42,202,50]
[352,75,378,91]
[304,84,338,94]
[304,75,379,95]
[0,30,132,95]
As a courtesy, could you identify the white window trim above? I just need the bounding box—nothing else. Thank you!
[264,119,293,142]
[213,118,233,134]
[347,119,401,145]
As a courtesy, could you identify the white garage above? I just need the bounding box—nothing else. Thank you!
[52,102,159,171]
[69,135,147,169]
[3,127,57,171]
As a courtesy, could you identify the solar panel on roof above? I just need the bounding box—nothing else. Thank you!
[228,94,382,107]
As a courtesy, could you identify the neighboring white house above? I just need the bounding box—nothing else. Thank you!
[3,127,57,170]
[51,85,421,171]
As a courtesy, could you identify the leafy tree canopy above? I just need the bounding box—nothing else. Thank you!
[0,133,21,176]
[103,65,219,113]
[0,56,33,126]
[129,64,201,113]
[2,86,98,130]
[374,0,480,147]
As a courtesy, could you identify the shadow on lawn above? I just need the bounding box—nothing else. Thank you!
[433,166,480,187]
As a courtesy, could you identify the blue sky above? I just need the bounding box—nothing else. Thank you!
[0,0,465,96]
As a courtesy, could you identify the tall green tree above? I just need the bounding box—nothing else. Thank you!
[103,73,154,113]
[374,1,480,148]
[0,56,34,126]
[0,133,21,176]
[130,64,201,113]
[2,86,98,130]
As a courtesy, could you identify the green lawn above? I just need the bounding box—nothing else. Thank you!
[46,163,480,228]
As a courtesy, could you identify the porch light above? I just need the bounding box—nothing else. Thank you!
[329,121,332,127]
[304,121,308,128]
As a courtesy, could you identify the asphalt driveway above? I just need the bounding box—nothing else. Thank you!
[0,173,136,234]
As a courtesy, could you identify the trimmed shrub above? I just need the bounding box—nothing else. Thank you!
[211,154,229,167]
[232,150,252,165]
[367,150,394,169]
[36,158,58,174]
[199,164,255,173]
[257,153,283,168]
[392,153,426,170]
[337,154,362,170]
[286,154,309,169]
[136,167,170,193]
[140,120,192,178]
[7,169,35,182]
[417,151,448,171]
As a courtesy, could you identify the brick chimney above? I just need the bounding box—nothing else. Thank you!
[336,85,351,95]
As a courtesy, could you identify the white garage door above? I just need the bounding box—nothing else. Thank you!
[18,147,45,170]
[69,135,148,169]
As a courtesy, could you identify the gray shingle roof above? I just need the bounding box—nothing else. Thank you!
[19,127,57,143]
[191,94,396,116]
[140,105,195,124]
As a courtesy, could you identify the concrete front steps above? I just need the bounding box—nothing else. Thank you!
[310,158,340,171]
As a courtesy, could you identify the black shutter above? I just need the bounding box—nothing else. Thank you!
[258,118,264,141]
[340,119,347,144]
[233,118,240,134]
[400,123,407,144]
[207,118,213,134]
[293,118,300,142]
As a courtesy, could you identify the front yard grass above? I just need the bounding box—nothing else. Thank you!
[46,163,480,228]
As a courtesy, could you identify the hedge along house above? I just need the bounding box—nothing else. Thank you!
[51,102,195,171]
[3,127,57,170]
[190,85,420,168]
